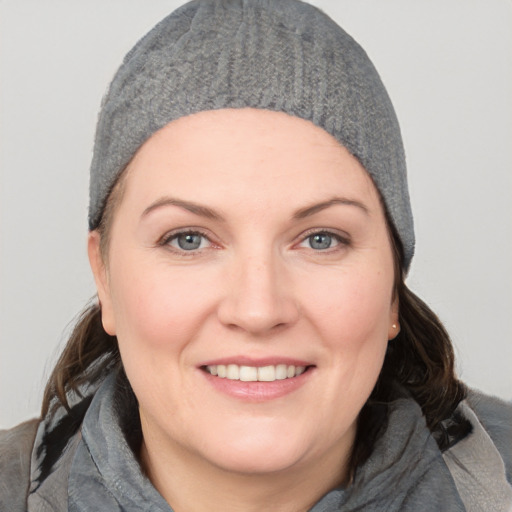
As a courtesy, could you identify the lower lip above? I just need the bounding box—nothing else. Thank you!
[200,368,313,402]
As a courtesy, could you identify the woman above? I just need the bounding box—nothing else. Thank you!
[1,1,511,510]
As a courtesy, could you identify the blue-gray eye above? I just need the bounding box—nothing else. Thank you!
[308,233,335,250]
[174,233,204,250]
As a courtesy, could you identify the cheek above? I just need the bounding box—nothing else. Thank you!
[108,260,219,361]
[308,267,393,343]
[303,266,392,394]
[107,262,220,416]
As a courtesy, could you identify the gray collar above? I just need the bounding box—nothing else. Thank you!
[30,372,467,511]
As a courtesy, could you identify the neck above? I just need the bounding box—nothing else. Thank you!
[140,431,351,512]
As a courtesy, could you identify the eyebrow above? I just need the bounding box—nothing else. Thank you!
[141,196,368,222]
[292,197,369,219]
[142,197,225,221]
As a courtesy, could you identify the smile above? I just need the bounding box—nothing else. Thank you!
[204,364,307,382]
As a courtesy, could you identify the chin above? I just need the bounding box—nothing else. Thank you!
[207,442,306,475]
[188,419,321,476]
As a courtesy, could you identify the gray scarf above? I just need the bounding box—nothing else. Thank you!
[27,372,468,511]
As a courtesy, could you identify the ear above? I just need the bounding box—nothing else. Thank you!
[388,296,400,340]
[88,231,117,335]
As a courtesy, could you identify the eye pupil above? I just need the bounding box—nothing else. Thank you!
[177,233,202,250]
[309,233,332,250]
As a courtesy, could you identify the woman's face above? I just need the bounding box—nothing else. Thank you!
[89,108,398,480]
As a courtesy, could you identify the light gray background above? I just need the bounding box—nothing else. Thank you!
[1,0,511,429]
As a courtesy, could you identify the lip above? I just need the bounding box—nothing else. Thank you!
[197,357,315,402]
[199,356,313,367]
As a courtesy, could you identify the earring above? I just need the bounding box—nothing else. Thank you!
[389,324,400,341]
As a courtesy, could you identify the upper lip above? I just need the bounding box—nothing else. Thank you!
[198,356,314,368]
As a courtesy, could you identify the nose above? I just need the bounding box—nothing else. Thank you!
[217,251,300,335]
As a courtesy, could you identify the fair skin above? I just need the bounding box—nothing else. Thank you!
[88,108,398,512]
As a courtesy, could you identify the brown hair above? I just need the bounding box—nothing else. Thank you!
[41,173,468,473]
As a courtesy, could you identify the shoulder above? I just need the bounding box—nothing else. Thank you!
[465,388,512,477]
[0,419,40,511]
[443,390,512,511]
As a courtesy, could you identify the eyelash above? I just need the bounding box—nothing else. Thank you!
[158,229,215,255]
[297,229,351,252]
[158,228,351,254]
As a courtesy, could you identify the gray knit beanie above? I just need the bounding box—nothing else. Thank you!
[89,0,415,269]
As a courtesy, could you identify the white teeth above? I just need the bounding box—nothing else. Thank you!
[295,366,306,376]
[239,366,258,382]
[257,365,276,382]
[227,364,239,380]
[275,364,288,380]
[205,364,308,382]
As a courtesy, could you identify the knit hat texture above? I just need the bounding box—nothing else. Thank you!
[89,0,415,268]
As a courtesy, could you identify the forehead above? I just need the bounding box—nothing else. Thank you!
[121,108,380,215]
